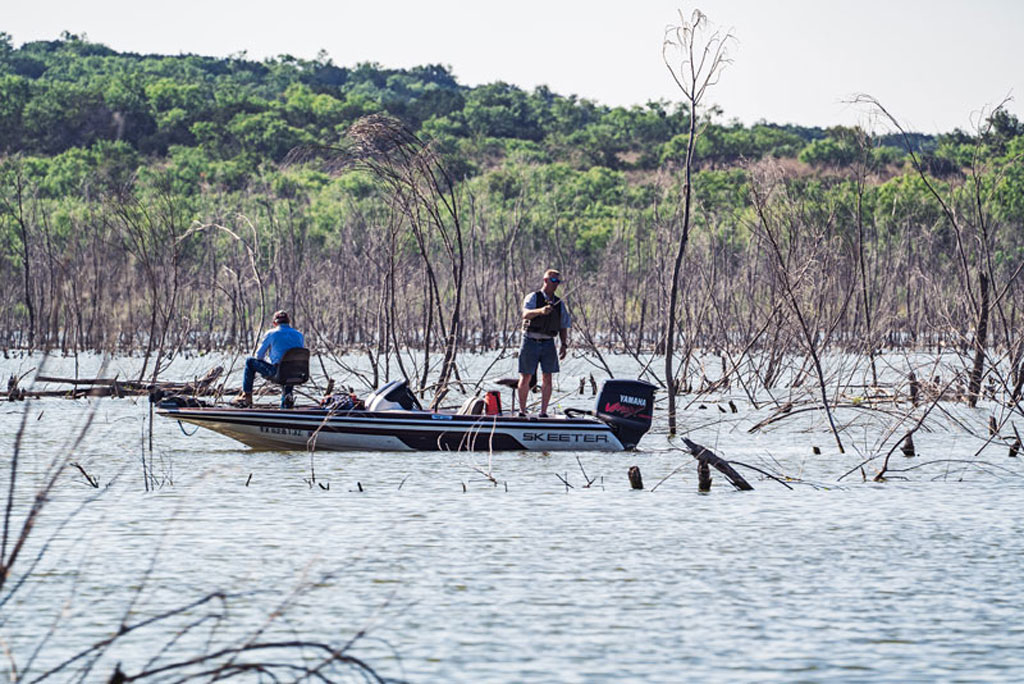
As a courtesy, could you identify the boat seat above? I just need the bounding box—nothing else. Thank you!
[269,347,310,387]
[456,396,487,415]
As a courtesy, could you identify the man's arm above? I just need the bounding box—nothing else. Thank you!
[523,304,554,320]
[521,293,552,321]
[558,301,571,359]
[255,332,272,361]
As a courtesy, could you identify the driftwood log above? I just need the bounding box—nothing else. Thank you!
[682,438,754,491]
[15,367,226,401]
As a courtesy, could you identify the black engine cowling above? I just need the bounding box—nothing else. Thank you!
[595,379,656,450]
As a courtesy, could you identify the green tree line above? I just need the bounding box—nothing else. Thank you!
[1,31,949,175]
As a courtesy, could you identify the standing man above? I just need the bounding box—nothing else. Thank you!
[234,310,305,408]
[518,269,571,417]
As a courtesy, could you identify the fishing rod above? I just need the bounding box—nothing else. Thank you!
[553,281,586,301]
[542,277,589,306]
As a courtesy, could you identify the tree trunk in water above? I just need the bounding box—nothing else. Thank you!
[18,223,34,351]
[420,283,433,392]
[8,177,36,350]
[665,107,696,435]
[968,272,989,408]
[856,185,878,386]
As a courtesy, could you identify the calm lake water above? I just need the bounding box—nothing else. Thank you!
[3,351,1023,682]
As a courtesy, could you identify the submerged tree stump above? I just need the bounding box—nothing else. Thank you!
[697,461,712,492]
[901,432,916,458]
[7,374,25,401]
[628,466,644,490]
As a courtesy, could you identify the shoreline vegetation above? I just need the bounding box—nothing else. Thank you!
[0,28,1022,419]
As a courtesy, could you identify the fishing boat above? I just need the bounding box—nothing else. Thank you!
[156,378,656,452]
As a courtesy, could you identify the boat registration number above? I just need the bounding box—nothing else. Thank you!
[259,426,309,436]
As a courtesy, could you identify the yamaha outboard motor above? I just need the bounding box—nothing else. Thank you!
[365,379,424,411]
[595,379,656,450]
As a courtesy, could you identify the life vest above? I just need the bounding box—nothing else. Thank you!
[524,291,562,336]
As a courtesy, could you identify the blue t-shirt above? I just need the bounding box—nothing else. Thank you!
[256,324,305,364]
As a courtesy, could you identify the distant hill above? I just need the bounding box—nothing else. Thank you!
[0,31,947,176]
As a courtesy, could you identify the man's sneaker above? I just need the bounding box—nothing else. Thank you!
[538,412,549,418]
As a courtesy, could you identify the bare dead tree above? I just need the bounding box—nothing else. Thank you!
[853,95,1024,408]
[0,161,36,350]
[748,160,850,453]
[290,114,466,408]
[849,129,880,386]
[661,9,735,433]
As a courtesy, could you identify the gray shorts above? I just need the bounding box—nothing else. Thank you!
[519,337,559,375]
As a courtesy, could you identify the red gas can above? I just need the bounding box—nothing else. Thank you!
[484,390,502,415]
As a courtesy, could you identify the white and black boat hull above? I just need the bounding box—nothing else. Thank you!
[158,406,632,452]
[158,378,657,453]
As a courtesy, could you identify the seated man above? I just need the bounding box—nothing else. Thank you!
[234,310,305,408]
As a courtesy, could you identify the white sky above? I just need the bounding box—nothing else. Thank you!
[5,0,1023,133]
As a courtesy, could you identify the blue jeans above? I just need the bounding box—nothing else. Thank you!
[518,337,559,375]
[243,358,293,407]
